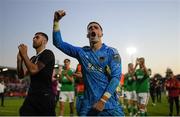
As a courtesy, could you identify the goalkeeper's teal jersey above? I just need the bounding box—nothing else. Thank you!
[53,31,123,116]
[124,73,136,91]
[135,69,149,93]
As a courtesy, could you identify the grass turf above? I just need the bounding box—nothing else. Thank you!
[0,94,178,116]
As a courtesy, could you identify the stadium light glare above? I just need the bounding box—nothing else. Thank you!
[126,47,137,56]
[126,47,137,62]
[54,64,59,68]
[2,68,8,72]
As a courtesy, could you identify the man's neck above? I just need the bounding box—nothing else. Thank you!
[129,70,133,74]
[90,40,102,51]
[65,66,70,70]
[36,46,45,55]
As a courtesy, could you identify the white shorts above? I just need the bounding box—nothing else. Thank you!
[59,91,75,103]
[119,89,124,98]
[126,91,137,101]
[124,91,128,99]
[137,92,149,105]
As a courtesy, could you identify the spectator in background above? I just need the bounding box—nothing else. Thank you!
[154,74,162,103]
[165,68,179,116]
[0,81,6,107]
[149,70,157,106]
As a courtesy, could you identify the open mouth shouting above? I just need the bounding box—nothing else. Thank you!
[89,32,99,43]
[91,32,96,37]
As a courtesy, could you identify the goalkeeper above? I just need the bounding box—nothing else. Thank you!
[53,10,124,116]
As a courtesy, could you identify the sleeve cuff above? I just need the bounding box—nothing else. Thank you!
[53,21,60,31]
[104,92,111,98]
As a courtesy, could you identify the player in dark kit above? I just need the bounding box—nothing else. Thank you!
[17,32,55,116]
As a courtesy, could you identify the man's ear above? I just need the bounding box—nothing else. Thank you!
[43,39,47,45]
[87,33,90,38]
[99,33,103,37]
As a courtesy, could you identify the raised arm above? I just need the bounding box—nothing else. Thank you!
[134,58,139,72]
[17,52,27,78]
[53,10,80,58]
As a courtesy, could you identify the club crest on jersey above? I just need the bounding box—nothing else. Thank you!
[99,56,105,62]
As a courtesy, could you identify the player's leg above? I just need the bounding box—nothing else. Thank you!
[68,91,75,116]
[132,90,138,115]
[59,91,67,116]
[168,96,173,116]
[138,93,149,116]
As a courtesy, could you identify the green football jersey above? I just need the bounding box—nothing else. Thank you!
[124,73,136,91]
[61,69,74,91]
[135,69,149,93]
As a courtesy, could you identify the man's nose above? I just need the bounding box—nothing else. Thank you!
[91,26,96,30]
[33,37,36,40]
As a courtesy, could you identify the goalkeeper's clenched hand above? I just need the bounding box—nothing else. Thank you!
[54,10,66,22]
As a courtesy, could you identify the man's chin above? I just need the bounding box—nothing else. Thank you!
[33,45,37,49]
[90,40,99,44]
[89,38,99,43]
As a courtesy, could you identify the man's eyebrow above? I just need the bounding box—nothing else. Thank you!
[88,25,99,29]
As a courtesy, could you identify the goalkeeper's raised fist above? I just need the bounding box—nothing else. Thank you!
[54,10,66,22]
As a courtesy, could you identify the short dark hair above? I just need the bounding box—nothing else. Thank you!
[166,68,173,74]
[128,63,133,67]
[35,32,48,41]
[148,68,151,72]
[64,59,70,63]
[87,22,103,31]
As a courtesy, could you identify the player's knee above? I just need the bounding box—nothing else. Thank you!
[139,104,145,109]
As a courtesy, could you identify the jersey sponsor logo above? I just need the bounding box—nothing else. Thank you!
[87,63,103,73]
[88,63,94,70]
[137,75,144,79]
[128,76,132,80]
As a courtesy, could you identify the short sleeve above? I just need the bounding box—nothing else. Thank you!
[38,49,55,66]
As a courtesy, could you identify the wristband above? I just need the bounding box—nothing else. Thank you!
[104,92,111,98]
[53,21,60,31]
[100,98,107,103]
